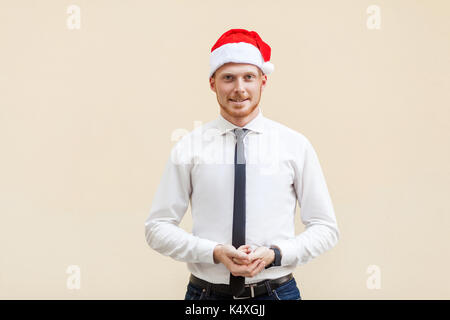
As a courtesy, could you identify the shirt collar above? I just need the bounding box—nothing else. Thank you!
[215,107,265,136]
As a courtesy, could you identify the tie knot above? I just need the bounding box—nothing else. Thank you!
[234,128,249,140]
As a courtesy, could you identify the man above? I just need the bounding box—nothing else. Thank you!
[145,28,340,300]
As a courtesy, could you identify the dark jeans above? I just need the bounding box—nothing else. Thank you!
[184,277,302,300]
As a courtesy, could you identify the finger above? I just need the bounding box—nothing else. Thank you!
[248,247,268,261]
[237,246,252,257]
[248,260,265,277]
[244,260,262,277]
[238,256,254,265]
[248,252,261,262]
[254,246,267,254]
[231,262,252,277]
[251,260,266,277]
[233,258,259,275]
[231,249,249,259]
[247,259,263,275]
[232,258,248,265]
[238,244,251,251]
[231,251,251,264]
[230,257,249,268]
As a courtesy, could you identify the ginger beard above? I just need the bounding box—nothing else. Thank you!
[218,85,262,119]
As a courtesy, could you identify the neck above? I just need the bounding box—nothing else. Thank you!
[220,107,260,127]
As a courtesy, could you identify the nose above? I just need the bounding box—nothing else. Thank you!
[234,77,245,94]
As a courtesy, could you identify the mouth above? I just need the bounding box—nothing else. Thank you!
[229,98,249,104]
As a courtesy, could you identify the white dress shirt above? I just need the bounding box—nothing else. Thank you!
[145,107,339,285]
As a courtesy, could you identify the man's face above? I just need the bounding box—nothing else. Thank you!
[209,63,267,119]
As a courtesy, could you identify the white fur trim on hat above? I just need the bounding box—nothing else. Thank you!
[209,42,273,77]
[261,61,274,75]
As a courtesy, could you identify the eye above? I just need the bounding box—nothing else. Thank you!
[246,74,255,79]
[224,75,233,80]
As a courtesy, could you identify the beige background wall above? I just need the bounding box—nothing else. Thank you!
[1,0,449,299]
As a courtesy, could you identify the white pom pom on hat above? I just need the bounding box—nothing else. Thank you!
[209,28,274,78]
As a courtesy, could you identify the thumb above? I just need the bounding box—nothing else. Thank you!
[248,250,262,261]
[237,244,251,252]
[230,249,250,260]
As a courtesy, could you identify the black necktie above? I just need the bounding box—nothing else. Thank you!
[230,128,250,297]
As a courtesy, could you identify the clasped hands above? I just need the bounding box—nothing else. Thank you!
[213,244,275,278]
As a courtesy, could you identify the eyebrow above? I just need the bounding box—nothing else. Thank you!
[221,72,258,77]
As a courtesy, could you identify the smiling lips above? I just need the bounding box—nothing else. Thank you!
[230,98,249,103]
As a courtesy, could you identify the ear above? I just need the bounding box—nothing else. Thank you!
[209,76,216,93]
[260,74,268,91]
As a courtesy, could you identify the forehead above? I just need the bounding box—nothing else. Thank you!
[215,63,260,76]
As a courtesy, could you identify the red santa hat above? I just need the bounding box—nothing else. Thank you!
[209,28,274,78]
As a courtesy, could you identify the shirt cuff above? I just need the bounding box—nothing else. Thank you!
[271,239,299,266]
[198,238,221,264]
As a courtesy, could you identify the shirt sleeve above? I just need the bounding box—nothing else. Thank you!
[144,139,219,264]
[271,137,340,266]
